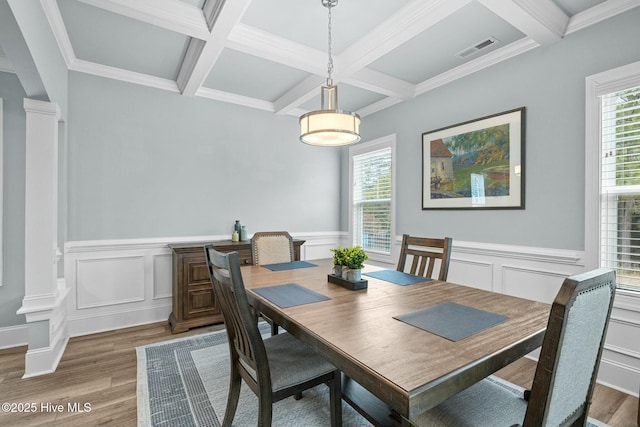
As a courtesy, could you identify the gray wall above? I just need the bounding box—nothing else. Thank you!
[0,71,27,327]
[67,72,342,240]
[347,8,640,251]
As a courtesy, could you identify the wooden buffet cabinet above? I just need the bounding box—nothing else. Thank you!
[168,239,305,333]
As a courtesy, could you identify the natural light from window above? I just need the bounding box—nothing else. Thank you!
[601,85,640,292]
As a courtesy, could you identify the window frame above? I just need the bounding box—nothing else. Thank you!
[349,134,396,264]
[586,60,640,300]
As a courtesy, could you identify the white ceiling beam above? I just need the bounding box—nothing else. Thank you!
[338,0,472,76]
[229,24,417,102]
[344,68,415,100]
[477,0,569,44]
[75,0,210,40]
[226,23,326,76]
[273,74,326,114]
[275,0,471,115]
[178,0,252,96]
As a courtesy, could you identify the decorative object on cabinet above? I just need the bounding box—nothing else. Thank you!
[422,107,525,210]
[168,238,305,333]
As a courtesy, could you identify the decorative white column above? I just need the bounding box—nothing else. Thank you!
[17,98,69,378]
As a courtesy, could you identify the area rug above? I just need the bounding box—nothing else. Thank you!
[137,328,609,427]
[136,325,373,427]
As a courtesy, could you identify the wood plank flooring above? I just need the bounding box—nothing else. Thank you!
[0,321,637,427]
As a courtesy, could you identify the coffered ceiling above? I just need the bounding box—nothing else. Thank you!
[4,0,640,118]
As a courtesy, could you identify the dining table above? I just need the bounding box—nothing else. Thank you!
[241,258,550,427]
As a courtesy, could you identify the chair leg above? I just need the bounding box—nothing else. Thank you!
[257,391,273,427]
[222,364,242,427]
[329,371,342,427]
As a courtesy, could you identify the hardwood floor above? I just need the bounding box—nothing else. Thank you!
[0,321,637,427]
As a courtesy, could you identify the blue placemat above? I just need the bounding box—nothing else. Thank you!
[394,302,508,341]
[262,261,317,271]
[363,269,431,286]
[252,283,330,308]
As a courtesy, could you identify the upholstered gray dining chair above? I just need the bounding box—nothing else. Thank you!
[396,234,453,281]
[204,246,342,427]
[412,268,616,427]
[251,231,295,266]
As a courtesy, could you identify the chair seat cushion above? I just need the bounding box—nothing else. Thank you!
[264,332,336,392]
[412,376,527,427]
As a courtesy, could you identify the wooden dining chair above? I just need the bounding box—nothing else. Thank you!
[412,268,616,427]
[251,231,295,266]
[396,234,453,281]
[251,231,295,335]
[204,246,342,427]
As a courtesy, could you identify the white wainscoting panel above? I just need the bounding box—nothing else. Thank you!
[447,258,494,291]
[501,265,573,303]
[153,253,173,299]
[76,256,145,309]
[60,234,639,396]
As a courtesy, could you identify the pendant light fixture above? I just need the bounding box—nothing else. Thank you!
[299,0,361,146]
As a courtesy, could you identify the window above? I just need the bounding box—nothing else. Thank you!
[586,61,640,294]
[601,86,640,292]
[349,135,396,263]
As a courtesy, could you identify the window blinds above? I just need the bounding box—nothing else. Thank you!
[601,85,640,292]
[352,147,392,253]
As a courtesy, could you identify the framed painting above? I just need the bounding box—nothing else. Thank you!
[422,107,525,210]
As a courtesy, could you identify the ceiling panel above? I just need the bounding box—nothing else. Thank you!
[58,0,191,80]
[203,48,310,102]
[368,2,526,84]
[553,0,607,15]
[240,0,410,54]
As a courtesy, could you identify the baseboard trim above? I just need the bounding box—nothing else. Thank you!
[0,324,28,349]
[68,303,172,337]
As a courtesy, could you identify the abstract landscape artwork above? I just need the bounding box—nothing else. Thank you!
[422,108,525,209]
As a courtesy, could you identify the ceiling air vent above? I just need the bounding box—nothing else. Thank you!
[456,37,499,59]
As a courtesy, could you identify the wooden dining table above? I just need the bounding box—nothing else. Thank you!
[241,259,550,426]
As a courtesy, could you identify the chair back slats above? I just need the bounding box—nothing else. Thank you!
[523,268,616,427]
[204,245,272,392]
[251,231,294,265]
[397,234,452,281]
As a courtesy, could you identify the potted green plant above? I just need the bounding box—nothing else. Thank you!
[330,246,345,277]
[343,246,368,282]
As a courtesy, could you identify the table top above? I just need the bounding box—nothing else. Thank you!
[241,259,550,421]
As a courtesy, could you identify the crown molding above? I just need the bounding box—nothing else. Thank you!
[196,86,274,112]
[0,54,14,74]
[416,37,539,96]
[40,0,76,68]
[72,59,180,93]
[357,97,404,118]
[76,0,210,40]
[566,0,640,35]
